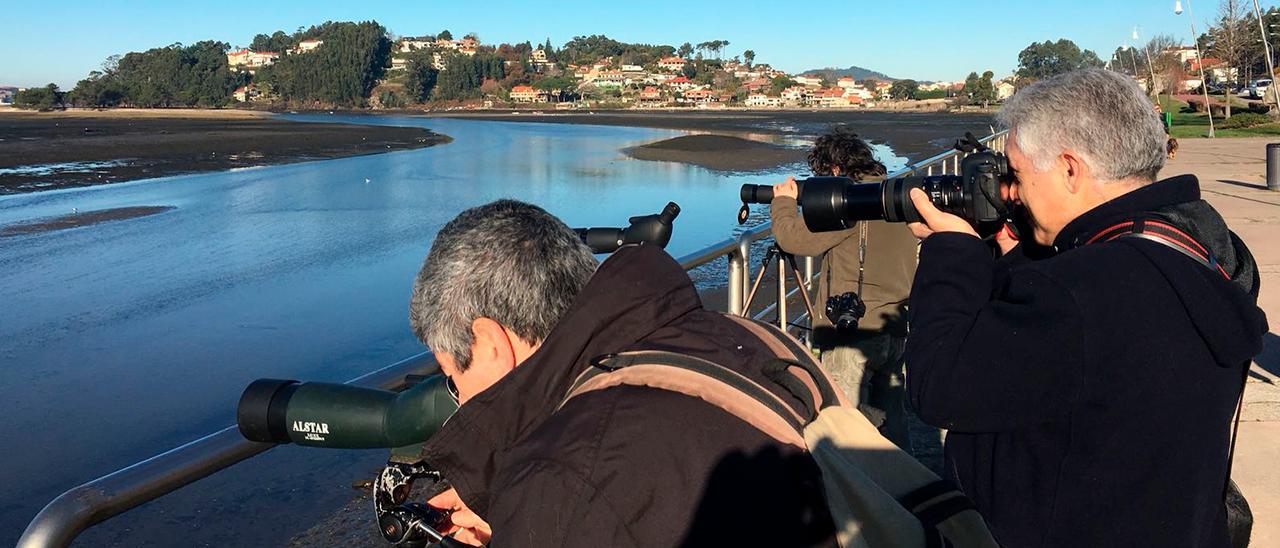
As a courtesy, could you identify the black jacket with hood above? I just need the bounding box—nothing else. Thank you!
[418,244,837,547]
[905,175,1267,547]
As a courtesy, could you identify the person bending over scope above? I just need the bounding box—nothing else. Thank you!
[769,128,920,452]
[408,200,837,546]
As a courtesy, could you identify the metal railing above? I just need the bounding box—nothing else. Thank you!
[19,129,1008,547]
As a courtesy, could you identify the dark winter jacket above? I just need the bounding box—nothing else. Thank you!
[905,175,1266,547]
[419,244,837,547]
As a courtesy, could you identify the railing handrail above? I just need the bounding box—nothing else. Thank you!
[20,129,1009,547]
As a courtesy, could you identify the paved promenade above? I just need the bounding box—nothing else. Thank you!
[1166,137,1280,547]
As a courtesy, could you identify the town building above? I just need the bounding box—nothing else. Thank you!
[842,86,874,100]
[509,85,547,103]
[666,76,696,92]
[532,48,548,64]
[681,88,720,105]
[1189,57,1238,82]
[389,57,410,72]
[233,84,263,102]
[793,75,823,87]
[638,86,663,103]
[226,49,279,70]
[1164,46,1200,64]
[781,85,808,104]
[398,37,433,53]
[745,93,782,108]
[996,80,1016,101]
[657,56,687,72]
[742,78,771,93]
[292,39,323,54]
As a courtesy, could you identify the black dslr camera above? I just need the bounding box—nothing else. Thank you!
[738,133,1014,234]
[826,291,866,331]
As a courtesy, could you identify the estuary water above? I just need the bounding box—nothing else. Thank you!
[0,115,904,545]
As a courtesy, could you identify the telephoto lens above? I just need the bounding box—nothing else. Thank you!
[742,151,1011,232]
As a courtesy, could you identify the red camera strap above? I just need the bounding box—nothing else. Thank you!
[1086,219,1230,281]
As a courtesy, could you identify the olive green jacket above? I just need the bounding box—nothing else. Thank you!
[770,196,917,339]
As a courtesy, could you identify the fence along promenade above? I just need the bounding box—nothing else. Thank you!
[17,130,1009,547]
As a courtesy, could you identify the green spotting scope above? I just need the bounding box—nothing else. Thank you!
[236,375,458,449]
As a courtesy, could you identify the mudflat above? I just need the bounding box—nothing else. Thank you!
[624,134,806,171]
[0,109,449,194]
[434,109,996,163]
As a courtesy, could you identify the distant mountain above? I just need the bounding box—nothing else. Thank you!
[800,65,896,82]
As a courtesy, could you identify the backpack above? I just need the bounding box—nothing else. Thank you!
[557,314,999,548]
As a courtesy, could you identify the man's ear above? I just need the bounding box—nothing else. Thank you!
[470,317,517,373]
[1060,149,1087,194]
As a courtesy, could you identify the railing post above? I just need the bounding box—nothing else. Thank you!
[728,250,744,316]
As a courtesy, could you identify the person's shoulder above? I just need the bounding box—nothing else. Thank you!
[1016,240,1160,294]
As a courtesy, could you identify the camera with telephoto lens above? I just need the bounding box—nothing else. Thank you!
[234,202,681,547]
[738,133,1014,234]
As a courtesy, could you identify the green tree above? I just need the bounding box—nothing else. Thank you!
[433,52,506,100]
[404,51,439,102]
[678,42,693,59]
[438,29,453,41]
[15,84,62,110]
[68,41,239,107]
[961,71,997,105]
[889,79,919,100]
[769,76,797,95]
[1015,39,1104,81]
[258,21,392,107]
[250,31,292,52]
[743,50,755,67]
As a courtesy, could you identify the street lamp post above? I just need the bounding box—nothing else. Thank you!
[1250,0,1280,110]
[1177,0,1216,137]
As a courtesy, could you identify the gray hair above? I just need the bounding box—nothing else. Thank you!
[997,69,1166,182]
[409,200,597,370]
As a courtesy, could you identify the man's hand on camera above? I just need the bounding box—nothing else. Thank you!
[772,177,799,200]
[427,487,492,546]
[907,188,978,240]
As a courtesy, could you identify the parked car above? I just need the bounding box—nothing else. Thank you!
[1249,79,1272,99]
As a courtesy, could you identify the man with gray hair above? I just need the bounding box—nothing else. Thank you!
[903,69,1266,546]
[407,200,837,546]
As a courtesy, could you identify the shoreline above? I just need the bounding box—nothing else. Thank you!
[0,109,450,195]
[422,109,997,164]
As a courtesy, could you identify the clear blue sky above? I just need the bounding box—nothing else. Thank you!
[2,0,1276,88]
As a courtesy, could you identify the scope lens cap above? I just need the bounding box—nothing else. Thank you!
[737,204,750,225]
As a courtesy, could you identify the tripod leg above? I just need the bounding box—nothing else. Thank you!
[743,249,775,316]
[782,253,818,328]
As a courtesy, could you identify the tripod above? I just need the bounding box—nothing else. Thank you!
[742,243,818,333]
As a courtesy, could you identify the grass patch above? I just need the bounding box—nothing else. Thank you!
[1161,96,1280,138]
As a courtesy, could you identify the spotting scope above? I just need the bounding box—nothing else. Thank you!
[575,202,680,253]
[237,374,456,449]
[236,202,683,452]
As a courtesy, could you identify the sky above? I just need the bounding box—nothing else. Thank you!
[2,0,1278,89]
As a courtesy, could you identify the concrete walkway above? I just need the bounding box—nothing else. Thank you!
[1166,137,1280,547]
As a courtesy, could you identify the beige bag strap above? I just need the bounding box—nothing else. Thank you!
[559,351,807,448]
[724,314,852,408]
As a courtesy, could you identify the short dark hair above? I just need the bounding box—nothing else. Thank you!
[807,127,887,180]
